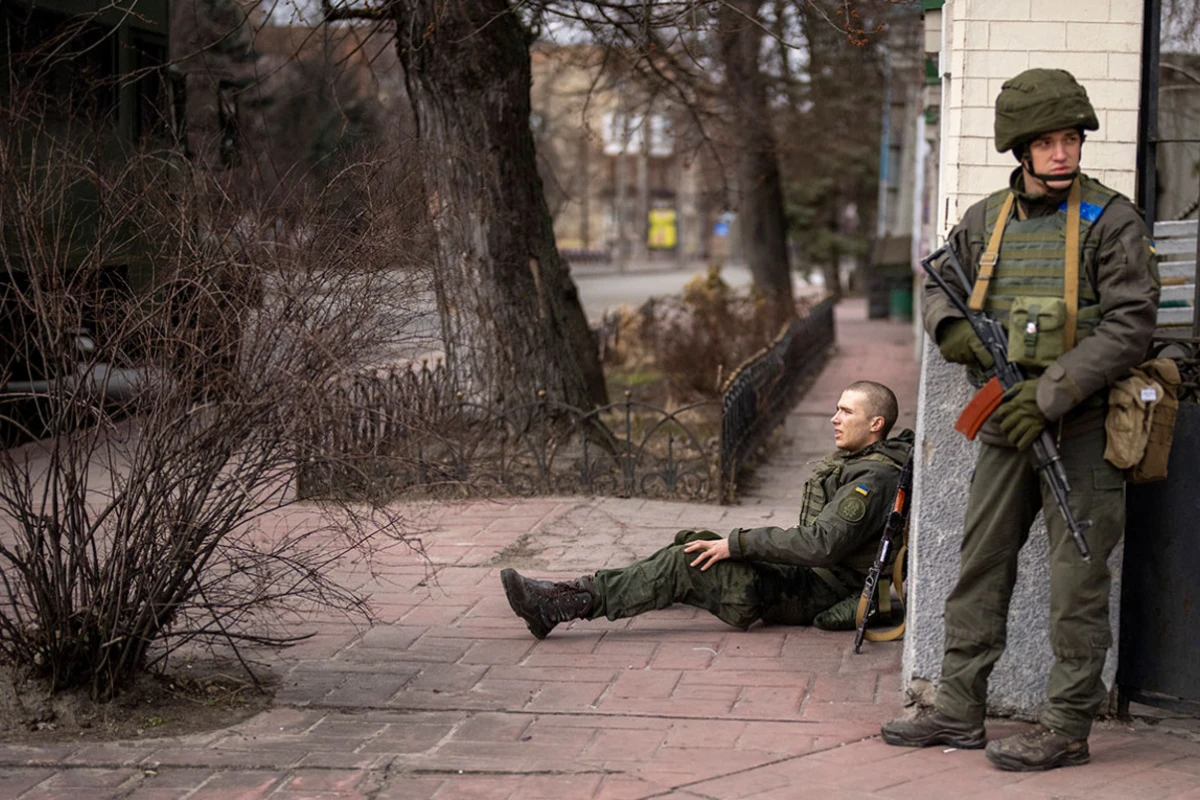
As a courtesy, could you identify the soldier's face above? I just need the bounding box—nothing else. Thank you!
[831,390,883,453]
[1024,128,1082,192]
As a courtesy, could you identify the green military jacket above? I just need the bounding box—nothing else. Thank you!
[727,429,914,575]
[924,169,1160,445]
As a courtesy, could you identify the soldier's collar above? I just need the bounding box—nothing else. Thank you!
[1009,168,1070,216]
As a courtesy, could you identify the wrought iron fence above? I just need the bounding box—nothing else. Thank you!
[718,296,837,501]
[298,380,720,501]
[298,297,836,503]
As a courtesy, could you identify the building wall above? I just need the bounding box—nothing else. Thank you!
[937,0,1143,235]
[906,0,1144,718]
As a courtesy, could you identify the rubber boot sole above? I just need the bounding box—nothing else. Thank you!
[881,726,987,750]
[500,568,553,639]
[985,746,1090,772]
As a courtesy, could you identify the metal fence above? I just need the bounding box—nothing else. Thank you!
[717,296,837,502]
[298,297,837,503]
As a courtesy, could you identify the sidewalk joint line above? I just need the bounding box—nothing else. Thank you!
[635,731,885,799]
[289,701,825,725]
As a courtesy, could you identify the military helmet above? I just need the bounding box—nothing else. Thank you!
[994,69,1099,153]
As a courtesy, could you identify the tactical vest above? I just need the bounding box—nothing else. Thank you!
[798,450,903,527]
[978,175,1119,352]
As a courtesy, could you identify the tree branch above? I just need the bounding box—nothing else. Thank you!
[321,0,391,22]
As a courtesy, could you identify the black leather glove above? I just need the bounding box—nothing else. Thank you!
[995,379,1047,450]
[937,319,995,369]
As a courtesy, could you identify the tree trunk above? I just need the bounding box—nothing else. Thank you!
[826,200,844,300]
[717,0,794,320]
[392,0,607,408]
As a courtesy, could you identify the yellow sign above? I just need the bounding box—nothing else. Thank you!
[648,208,677,249]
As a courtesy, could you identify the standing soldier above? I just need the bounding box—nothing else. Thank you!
[880,69,1160,771]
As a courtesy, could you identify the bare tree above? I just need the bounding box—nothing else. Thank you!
[527,1,887,308]
[785,0,887,299]
[717,0,794,318]
[323,0,608,409]
[0,36,430,696]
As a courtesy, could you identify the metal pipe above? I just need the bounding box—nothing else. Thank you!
[1193,173,1200,338]
[1137,0,1162,227]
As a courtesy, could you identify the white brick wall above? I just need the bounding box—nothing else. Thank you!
[937,0,1144,236]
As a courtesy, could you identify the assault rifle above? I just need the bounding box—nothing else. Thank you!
[854,455,913,654]
[921,244,1092,562]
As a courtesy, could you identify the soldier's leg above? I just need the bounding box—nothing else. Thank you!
[591,532,761,630]
[935,442,1042,724]
[1039,427,1126,740]
[754,563,848,626]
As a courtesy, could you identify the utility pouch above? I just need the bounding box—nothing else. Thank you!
[1108,358,1181,483]
[1104,374,1161,470]
[1007,296,1068,370]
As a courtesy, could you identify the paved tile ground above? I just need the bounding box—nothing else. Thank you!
[3,300,1198,799]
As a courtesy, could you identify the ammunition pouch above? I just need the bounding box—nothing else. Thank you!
[1007,296,1068,371]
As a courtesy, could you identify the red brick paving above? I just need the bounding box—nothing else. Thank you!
[3,300,1198,798]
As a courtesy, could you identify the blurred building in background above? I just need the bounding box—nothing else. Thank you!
[530,44,729,269]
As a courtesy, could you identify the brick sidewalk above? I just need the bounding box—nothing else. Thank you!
[4,300,1199,799]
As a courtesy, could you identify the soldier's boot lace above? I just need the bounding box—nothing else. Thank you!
[985,724,1089,771]
[500,568,595,640]
[880,703,986,749]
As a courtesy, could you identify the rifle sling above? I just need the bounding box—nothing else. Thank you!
[968,192,1014,311]
[854,541,907,643]
[1064,178,1082,350]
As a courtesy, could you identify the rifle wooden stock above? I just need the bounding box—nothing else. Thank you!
[954,376,1005,440]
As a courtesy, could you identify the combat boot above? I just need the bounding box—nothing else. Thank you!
[881,704,986,749]
[813,595,860,631]
[500,568,595,639]
[985,724,1089,771]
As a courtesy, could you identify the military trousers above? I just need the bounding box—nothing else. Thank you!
[590,530,847,630]
[934,426,1125,740]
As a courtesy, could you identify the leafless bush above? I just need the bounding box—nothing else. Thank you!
[0,67,435,698]
[601,266,816,401]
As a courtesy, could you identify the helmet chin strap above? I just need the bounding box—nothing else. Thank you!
[1020,155,1079,187]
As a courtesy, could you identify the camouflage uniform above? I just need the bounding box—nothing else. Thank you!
[923,168,1160,739]
[589,430,914,630]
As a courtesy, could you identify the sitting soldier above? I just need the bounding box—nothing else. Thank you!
[501,380,912,638]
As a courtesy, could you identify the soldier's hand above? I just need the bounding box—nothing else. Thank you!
[685,538,731,571]
[937,319,995,369]
[996,379,1047,450]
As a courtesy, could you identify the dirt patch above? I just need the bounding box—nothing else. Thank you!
[0,659,275,743]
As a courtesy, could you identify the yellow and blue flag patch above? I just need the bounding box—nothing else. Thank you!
[854,484,870,497]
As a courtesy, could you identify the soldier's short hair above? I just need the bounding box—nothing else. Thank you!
[846,381,898,438]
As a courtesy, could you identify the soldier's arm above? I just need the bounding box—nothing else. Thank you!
[1036,199,1161,421]
[922,201,989,342]
[727,463,897,568]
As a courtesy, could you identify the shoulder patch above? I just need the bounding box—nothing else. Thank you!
[837,495,867,523]
[854,484,870,496]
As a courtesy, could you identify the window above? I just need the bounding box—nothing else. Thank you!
[3,6,119,126]
[131,33,171,144]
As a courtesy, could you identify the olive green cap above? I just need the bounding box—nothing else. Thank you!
[994,68,1099,152]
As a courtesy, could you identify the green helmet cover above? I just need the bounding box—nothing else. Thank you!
[994,68,1099,153]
